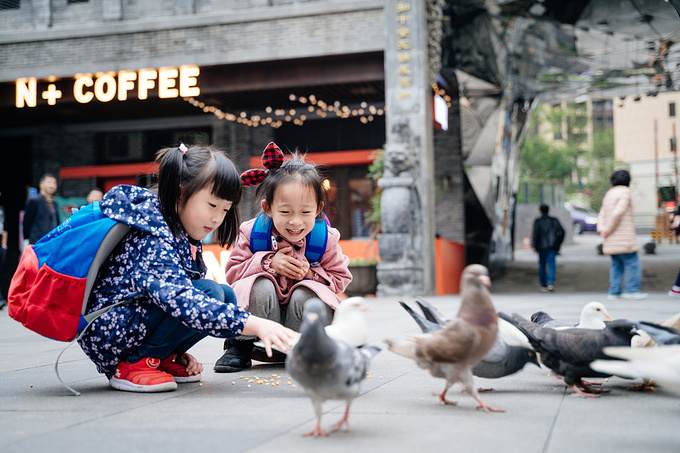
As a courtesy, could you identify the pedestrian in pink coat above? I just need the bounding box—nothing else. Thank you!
[215,142,352,373]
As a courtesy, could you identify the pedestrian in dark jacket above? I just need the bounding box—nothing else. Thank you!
[531,204,565,292]
[78,144,298,393]
[23,174,59,245]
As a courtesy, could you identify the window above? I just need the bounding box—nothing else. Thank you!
[0,0,20,10]
[671,102,676,118]
[67,0,88,3]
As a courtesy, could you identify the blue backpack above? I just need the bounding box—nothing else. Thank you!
[249,212,328,267]
[8,201,141,395]
[9,201,140,343]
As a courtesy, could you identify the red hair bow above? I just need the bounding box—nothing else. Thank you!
[240,142,284,186]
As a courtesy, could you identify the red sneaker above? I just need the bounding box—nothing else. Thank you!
[109,357,178,393]
[159,354,202,383]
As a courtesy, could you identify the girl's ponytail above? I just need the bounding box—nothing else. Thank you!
[156,145,187,237]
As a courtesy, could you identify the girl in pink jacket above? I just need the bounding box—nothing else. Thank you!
[215,142,352,372]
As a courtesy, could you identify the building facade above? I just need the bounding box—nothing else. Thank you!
[614,91,680,227]
[0,0,467,295]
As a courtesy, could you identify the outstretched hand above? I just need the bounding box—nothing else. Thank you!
[242,315,298,358]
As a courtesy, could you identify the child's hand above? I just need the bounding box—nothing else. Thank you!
[271,246,307,280]
[242,316,298,358]
[175,352,204,376]
[299,257,312,280]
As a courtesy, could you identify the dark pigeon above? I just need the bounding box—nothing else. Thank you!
[499,312,638,397]
[285,298,380,437]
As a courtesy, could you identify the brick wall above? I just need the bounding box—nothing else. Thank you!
[0,0,384,81]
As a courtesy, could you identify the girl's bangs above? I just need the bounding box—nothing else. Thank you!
[210,156,242,203]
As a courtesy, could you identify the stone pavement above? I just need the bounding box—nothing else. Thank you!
[1,233,678,453]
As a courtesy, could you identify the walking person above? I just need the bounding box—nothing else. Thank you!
[531,204,565,292]
[598,169,648,300]
[23,173,59,245]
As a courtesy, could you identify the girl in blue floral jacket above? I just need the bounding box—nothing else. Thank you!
[78,144,297,393]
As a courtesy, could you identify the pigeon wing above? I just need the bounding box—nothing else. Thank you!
[416,318,481,364]
[415,298,449,325]
[341,344,380,388]
[399,300,443,333]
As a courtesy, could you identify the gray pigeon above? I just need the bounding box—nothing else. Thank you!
[636,322,680,345]
[285,298,380,437]
[500,312,639,397]
[386,264,504,412]
[399,300,539,380]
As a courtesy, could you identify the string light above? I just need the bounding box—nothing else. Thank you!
[184,94,385,129]
[432,82,452,108]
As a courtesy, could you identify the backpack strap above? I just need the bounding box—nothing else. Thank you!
[249,212,329,266]
[305,217,328,267]
[81,221,131,315]
[249,212,274,254]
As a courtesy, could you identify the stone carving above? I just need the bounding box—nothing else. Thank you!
[426,0,445,84]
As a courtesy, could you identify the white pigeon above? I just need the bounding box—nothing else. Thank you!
[324,296,370,347]
[498,317,533,349]
[286,298,380,436]
[591,345,680,395]
[253,296,370,353]
[531,301,613,330]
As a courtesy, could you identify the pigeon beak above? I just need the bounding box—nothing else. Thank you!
[359,304,372,312]
[478,275,492,287]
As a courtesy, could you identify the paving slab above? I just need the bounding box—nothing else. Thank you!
[0,234,679,453]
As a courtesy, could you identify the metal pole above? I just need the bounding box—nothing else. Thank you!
[673,123,678,201]
[655,119,659,208]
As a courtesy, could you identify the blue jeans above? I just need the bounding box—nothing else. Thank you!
[537,249,557,287]
[126,279,236,363]
[609,252,641,295]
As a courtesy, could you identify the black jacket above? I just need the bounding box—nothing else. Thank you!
[532,215,565,251]
[23,194,59,244]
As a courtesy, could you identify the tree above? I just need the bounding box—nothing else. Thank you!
[519,135,575,183]
[585,129,621,210]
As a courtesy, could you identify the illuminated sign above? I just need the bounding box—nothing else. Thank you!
[15,65,200,108]
[434,94,448,131]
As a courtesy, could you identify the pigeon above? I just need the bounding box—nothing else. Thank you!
[285,298,380,437]
[590,345,680,395]
[635,322,680,345]
[530,301,613,330]
[632,312,680,348]
[253,296,371,354]
[499,312,639,397]
[471,336,540,379]
[417,297,533,350]
[399,300,539,380]
[385,264,504,412]
[324,296,371,347]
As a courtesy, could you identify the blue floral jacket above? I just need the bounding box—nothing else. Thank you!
[77,185,249,379]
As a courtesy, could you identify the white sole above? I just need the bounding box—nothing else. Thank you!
[109,377,178,393]
[174,373,202,383]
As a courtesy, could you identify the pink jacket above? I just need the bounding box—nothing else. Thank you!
[597,185,639,255]
[225,217,352,310]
